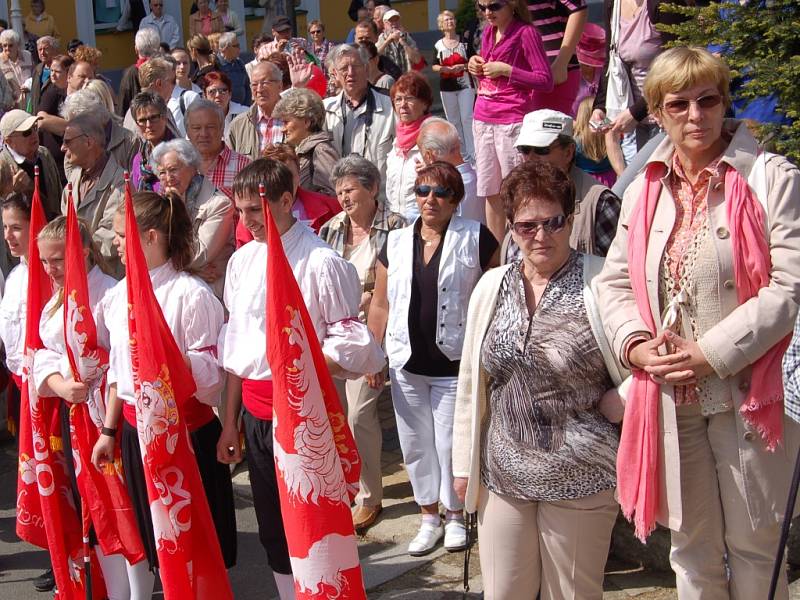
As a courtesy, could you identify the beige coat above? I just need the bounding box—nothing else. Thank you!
[226,104,264,162]
[0,145,62,220]
[594,120,800,531]
[63,154,126,277]
[186,177,234,298]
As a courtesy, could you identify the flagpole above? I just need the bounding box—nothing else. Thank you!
[768,444,800,599]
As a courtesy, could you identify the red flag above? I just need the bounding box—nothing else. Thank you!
[17,169,97,599]
[122,176,233,599]
[263,185,367,599]
[63,190,146,566]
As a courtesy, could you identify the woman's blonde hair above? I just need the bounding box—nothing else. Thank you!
[643,46,731,115]
[38,215,106,315]
[574,96,608,163]
[83,79,116,114]
[208,32,222,53]
[437,10,455,31]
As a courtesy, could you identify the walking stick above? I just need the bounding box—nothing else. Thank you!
[768,443,800,600]
[82,501,92,600]
[462,511,477,599]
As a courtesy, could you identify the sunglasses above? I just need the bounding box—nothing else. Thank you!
[518,144,554,156]
[661,94,722,116]
[18,125,39,137]
[136,114,164,126]
[414,185,454,199]
[477,2,507,12]
[511,215,568,237]
[309,30,324,34]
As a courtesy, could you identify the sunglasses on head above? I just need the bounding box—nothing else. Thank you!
[661,94,722,116]
[518,144,553,157]
[511,215,567,237]
[414,185,454,199]
[477,1,507,12]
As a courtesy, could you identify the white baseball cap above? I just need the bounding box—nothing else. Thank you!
[0,109,39,139]
[382,9,401,21]
[515,109,574,148]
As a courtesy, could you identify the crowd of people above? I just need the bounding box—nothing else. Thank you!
[0,0,799,599]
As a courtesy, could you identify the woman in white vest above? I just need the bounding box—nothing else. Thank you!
[369,161,499,556]
[452,160,626,600]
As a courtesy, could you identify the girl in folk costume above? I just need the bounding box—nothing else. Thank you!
[91,191,238,582]
[33,214,150,599]
[0,193,31,436]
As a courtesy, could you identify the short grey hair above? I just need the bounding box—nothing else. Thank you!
[326,44,369,73]
[185,98,224,127]
[417,117,460,159]
[218,32,237,50]
[37,36,59,49]
[135,27,161,58]
[251,60,282,82]
[0,30,20,47]
[150,138,202,172]
[60,88,112,123]
[330,155,381,194]
[273,88,325,133]
[68,112,106,146]
[130,91,169,120]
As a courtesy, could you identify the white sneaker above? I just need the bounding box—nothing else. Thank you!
[408,521,444,556]
[444,520,467,552]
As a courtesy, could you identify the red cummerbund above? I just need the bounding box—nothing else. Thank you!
[241,379,273,420]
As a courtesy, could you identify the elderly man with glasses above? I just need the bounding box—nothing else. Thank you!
[0,110,61,219]
[226,61,285,161]
[139,0,180,50]
[61,112,126,273]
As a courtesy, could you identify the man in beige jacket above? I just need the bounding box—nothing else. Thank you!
[226,61,284,161]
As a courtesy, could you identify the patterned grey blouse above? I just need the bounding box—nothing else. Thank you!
[479,252,619,502]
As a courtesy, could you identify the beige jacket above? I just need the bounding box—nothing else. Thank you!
[63,154,126,277]
[594,120,800,531]
[453,255,626,513]
[186,177,234,299]
[0,145,62,220]
[226,104,262,161]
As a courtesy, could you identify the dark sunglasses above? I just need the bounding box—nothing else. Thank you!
[414,185,454,199]
[511,215,567,237]
[661,94,722,116]
[477,2,507,12]
[518,144,554,156]
[19,125,39,137]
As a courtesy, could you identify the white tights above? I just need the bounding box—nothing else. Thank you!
[95,546,156,600]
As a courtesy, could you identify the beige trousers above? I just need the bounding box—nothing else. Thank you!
[477,485,618,600]
[670,404,787,600]
[335,376,384,506]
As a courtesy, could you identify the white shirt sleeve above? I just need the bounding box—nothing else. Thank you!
[317,254,386,377]
[183,283,226,406]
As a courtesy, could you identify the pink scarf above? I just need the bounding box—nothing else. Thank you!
[395,114,429,159]
[621,158,788,541]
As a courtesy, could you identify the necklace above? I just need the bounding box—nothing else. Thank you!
[420,233,441,246]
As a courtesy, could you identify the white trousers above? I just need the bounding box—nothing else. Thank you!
[95,546,155,600]
[389,368,462,510]
[440,87,476,163]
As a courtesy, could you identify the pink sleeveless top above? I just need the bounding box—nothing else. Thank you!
[617,2,663,101]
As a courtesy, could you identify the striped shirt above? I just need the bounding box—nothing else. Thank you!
[206,145,252,200]
[257,108,284,152]
[527,0,587,70]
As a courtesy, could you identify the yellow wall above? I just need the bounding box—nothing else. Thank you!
[320,0,434,42]
[95,30,137,70]
[14,0,79,43]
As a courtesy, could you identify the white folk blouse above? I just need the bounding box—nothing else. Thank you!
[219,220,385,381]
[34,266,116,397]
[98,261,225,408]
[0,263,28,376]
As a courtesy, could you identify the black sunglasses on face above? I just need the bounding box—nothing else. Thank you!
[477,2,507,12]
[511,215,568,237]
[518,144,554,156]
[414,185,454,199]
[16,125,38,138]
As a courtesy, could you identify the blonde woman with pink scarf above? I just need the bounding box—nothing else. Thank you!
[595,46,800,600]
[385,72,433,222]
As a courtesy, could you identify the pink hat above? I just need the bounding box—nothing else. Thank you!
[576,23,606,68]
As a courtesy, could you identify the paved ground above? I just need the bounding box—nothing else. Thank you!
[2,392,799,599]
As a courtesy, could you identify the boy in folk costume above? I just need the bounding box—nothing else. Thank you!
[216,158,384,599]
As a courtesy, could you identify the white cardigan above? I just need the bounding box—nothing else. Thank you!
[452,255,626,513]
